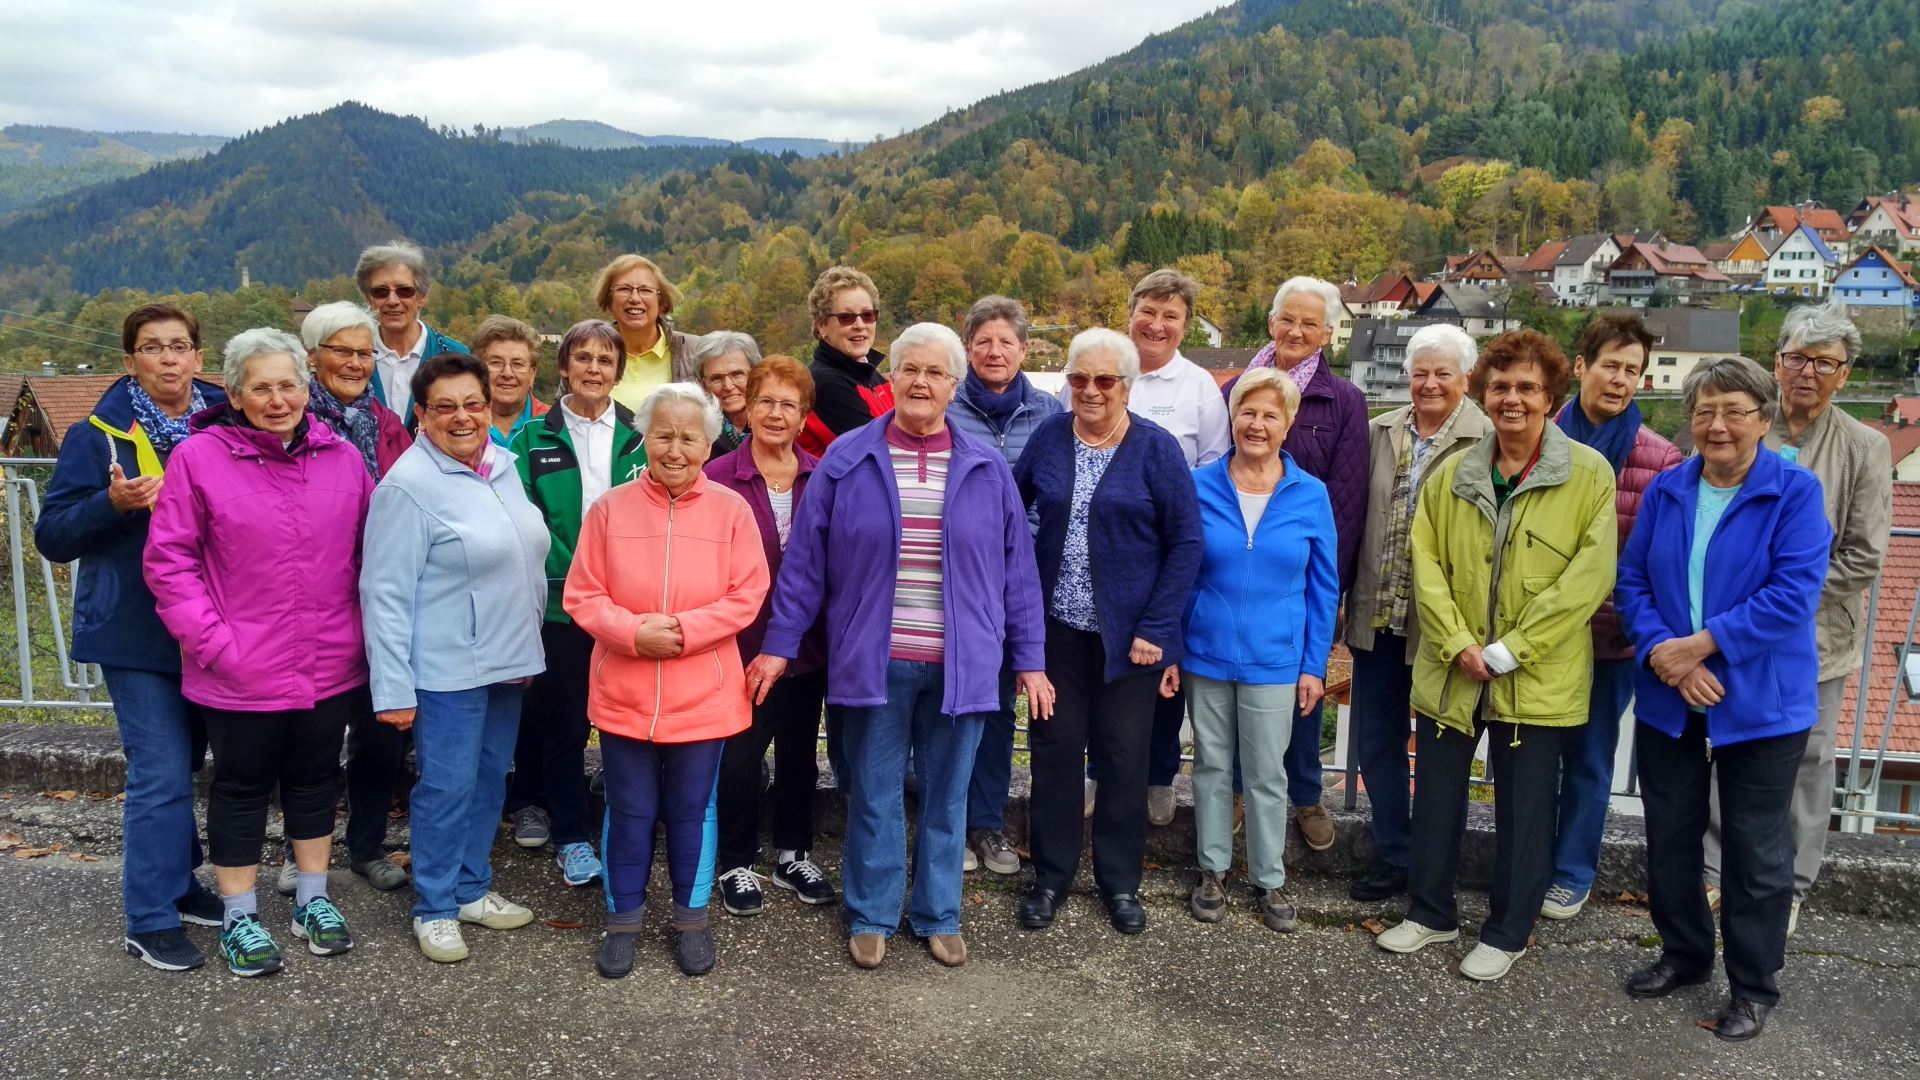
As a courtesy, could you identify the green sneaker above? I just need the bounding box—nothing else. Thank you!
[291,897,354,957]
[219,914,283,977]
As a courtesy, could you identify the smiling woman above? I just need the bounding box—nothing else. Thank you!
[301,300,413,479]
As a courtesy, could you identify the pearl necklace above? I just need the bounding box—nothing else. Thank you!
[1074,415,1127,449]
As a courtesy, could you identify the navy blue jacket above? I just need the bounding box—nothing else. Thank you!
[946,373,1063,466]
[1014,412,1201,684]
[35,376,229,674]
[1615,449,1831,748]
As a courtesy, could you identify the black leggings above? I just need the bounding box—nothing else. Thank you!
[203,688,358,868]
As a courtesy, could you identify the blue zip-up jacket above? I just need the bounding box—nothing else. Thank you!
[1182,452,1339,686]
[34,376,228,674]
[946,373,1063,466]
[1014,412,1201,684]
[1615,449,1831,748]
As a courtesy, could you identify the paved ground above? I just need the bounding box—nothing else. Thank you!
[2,788,1917,1080]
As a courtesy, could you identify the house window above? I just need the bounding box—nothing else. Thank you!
[1657,356,1677,366]
[1483,319,1495,330]
[1876,781,1918,835]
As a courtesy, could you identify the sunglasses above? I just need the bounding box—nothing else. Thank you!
[828,309,878,328]
[1066,373,1122,391]
[366,285,419,300]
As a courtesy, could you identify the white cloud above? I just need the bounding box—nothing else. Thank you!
[0,0,1222,140]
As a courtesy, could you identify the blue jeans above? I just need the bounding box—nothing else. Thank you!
[1349,635,1416,870]
[408,683,524,922]
[1286,698,1325,806]
[965,660,1018,832]
[103,666,208,935]
[1550,658,1635,896]
[841,660,985,938]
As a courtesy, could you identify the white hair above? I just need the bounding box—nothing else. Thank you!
[354,240,430,295]
[1269,275,1344,324]
[889,322,966,379]
[1064,328,1141,385]
[1779,300,1862,362]
[222,327,309,387]
[1402,323,1479,375]
[299,301,378,351]
[634,381,723,442]
[690,330,762,371]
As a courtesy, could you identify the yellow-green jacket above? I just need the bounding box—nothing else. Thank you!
[1410,422,1617,735]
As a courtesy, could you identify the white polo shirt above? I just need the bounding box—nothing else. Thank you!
[374,320,429,415]
[1124,350,1231,467]
[560,396,618,510]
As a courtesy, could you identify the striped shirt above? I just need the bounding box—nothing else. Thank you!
[885,424,952,662]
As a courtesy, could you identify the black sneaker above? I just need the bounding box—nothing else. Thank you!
[126,928,206,972]
[175,888,224,928]
[676,926,716,976]
[772,853,836,905]
[716,866,765,916]
[1349,859,1408,903]
[597,932,636,979]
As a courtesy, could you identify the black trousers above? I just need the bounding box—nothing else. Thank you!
[505,620,596,847]
[717,667,828,870]
[203,688,357,868]
[1639,715,1807,1005]
[1406,713,1572,952]
[344,688,407,864]
[1029,619,1159,897]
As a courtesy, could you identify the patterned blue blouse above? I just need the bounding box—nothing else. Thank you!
[1049,440,1118,632]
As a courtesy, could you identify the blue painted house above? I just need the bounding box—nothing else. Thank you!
[1833,246,1918,330]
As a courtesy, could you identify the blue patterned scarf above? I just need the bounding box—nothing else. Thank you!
[126,379,206,459]
[307,378,383,477]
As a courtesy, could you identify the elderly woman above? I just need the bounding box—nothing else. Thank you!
[707,357,836,916]
[695,330,762,455]
[361,352,550,965]
[947,295,1062,874]
[1705,303,1891,933]
[505,320,648,885]
[750,323,1050,970]
[565,383,769,979]
[144,328,375,977]
[798,265,893,456]
[1616,357,1831,1042]
[1014,327,1200,936]
[1182,368,1338,932]
[355,240,465,416]
[1221,276,1367,853]
[471,315,550,447]
[1345,324,1491,904]
[37,304,229,972]
[1376,330,1615,982]
[591,254,698,410]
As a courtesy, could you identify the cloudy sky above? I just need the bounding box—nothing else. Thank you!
[1,1,1224,141]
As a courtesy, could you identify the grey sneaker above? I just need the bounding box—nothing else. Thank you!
[968,830,1019,875]
[274,859,298,898]
[1260,888,1297,933]
[1147,785,1176,827]
[1190,870,1227,924]
[511,806,550,849]
[353,856,409,892]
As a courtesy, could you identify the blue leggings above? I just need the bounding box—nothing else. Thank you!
[600,732,725,917]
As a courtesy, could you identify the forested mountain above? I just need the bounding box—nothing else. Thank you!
[2,0,1916,367]
[507,120,853,158]
[0,125,228,215]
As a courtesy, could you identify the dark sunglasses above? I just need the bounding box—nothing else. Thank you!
[1066,373,1121,391]
[366,285,419,300]
[828,309,878,327]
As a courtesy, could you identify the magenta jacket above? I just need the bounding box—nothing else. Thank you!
[144,407,376,711]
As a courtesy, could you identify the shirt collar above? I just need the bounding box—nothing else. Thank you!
[560,396,617,430]
[1136,350,1190,381]
[375,320,429,363]
[629,329,673,363]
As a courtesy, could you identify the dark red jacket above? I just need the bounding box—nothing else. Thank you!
[1223,362,1369,594]
[703,443,827,675]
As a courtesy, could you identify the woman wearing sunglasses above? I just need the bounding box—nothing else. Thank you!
[1012,328,1201,936]
[353,241,465,417]
[798,265,893,456]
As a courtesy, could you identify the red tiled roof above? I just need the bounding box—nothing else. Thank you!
[1518,240,1567,273]
[1701,242,1736,261]
[27,376,122,445]
[1411,282,1439,304]
[1803,207,1849,236]
[1888,398,1920,425]
[1840,483,1920,757]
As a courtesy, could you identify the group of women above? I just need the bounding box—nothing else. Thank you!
[42,244,1866,1043]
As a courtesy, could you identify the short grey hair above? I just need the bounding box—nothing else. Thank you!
[1682,355,1778,425]
[1779,300,1862,362]
[1269,275,1345,324]
[223,327,310,388]
[634,381,723,443]
[1402,323,1478,375]
[690,331,762,374]
[962,295,1030,345]
[299,301,378,352]
[889,322,966,380]
[354,240,431,295]
[1064,327,1141,385]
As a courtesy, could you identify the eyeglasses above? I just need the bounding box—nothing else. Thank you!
[1486,381,1545,398]
[365,285,419,301]
[319,343,376,362]
[611,284,659,301]
[704,371,750,386]
[1778,351,1850,376]
[132,341,196,357]
[1690,406,1763,425]
[423,400,489,417]
[828,309,878,327]
[241,381,307,401]
[485,358,535,374]
[1066,373,1122,391]
[751,397,804,417]
[1272,315,1324,334]
[894,364,956,384]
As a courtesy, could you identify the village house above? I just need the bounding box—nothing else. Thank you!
[1764,223,1841,298]
[1832,247,1918,334]
[1605,242,1732,306]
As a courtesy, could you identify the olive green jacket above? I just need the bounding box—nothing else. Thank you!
[1410,422,1618,734]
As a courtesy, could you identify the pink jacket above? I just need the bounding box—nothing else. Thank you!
[1594,424,1683,659]
[144,410,375,710]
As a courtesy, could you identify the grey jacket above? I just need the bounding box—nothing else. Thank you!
[1765,405,1893,681]
[1347,399,1494,661]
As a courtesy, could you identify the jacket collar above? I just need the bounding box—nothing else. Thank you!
[1200,449,1311,497]
[419,431,518,481]
[1653,444,1788,511]
[718,441,819,484]
[1297,358,1337,400]
[634,466,717,507]
[1373,399,1493,445]
[819,413,993,481]
[89,375,227,433]
[188,402,343,460]
[1452,419,1574,506]
[812,340,888,387]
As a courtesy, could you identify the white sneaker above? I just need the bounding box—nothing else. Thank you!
[1084,779,1096,820]
[1788,899,1802,938]
[1540,884,1588,920]
[458,891,534,930]
[963,845,978,872]
[412,917,470,963]
[1376,919,1459,954]
[1459,941,1524,981]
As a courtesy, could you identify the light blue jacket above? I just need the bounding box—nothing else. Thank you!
[360,438,551,711]
[946,373,1063,466]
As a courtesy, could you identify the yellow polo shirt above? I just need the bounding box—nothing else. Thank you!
[610,331,673,412]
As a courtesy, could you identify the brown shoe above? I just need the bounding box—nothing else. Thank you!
[1295,804,1334,851]
[925,933,967,967]
[848,933,886,969]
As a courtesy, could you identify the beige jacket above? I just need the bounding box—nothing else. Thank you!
[1346,400,1494,661]
[1765,404,1893,681]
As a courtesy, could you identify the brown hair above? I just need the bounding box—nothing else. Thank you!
[808,266,880,329]
[1468,329,1572,406]
[1574,311,1657,374]
[590,254,681,317]
[469,314,542,362]
[122,303,200,355]
[745,354,816,416]
[557,320,627,382]
[1128,268,1199,319]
